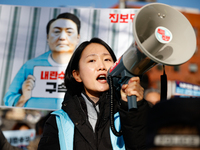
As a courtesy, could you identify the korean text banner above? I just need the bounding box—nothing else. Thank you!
[0,4,138,110]
[3,129,35,149]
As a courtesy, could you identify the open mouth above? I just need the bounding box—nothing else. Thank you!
[97,74,107,81]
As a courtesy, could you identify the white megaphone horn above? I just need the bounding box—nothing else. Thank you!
[107,3,196,111]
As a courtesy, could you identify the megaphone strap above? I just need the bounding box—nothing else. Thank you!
[160,65,167,101]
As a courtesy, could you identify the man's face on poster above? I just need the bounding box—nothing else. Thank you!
[47,18,80,53]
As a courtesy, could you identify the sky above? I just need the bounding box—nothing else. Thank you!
[0,0,200,10]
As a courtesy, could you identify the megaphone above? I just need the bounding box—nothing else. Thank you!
[107,3,196,110]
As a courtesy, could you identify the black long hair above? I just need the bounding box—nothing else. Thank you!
[46,12,81,35]
[64,37,117,96]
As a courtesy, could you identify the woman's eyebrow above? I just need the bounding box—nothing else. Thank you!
[86,54,96,58]
[102,53,110,56]
[86,53,110,58]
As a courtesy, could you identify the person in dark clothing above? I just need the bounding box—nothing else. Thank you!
[146,97,200,150]
[38,38,149,150]
[0,128,22,150]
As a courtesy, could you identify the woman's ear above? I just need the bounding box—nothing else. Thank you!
[72,70,82,82]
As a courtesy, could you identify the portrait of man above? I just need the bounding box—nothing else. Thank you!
[3,12,81,109]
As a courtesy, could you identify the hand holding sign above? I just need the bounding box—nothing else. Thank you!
[16,75,35,107]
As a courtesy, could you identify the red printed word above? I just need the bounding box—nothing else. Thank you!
[41,71,65,80]
[157,28,170,41]
[109,13,135,23]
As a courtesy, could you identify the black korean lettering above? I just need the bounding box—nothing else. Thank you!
[58,82,67,93]
[25,136,30,142]
[46,82,57,93]
[19,137,24,143]
[13,137,18,144]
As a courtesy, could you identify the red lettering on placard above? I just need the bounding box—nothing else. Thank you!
[109,14,119,23]
[120,14,128,23]
[40,70,65,80]
[41,71,49,79]
[50,71,58,80]
[58,71,65,80]
[130,14,135,22]
[109,13,135,23]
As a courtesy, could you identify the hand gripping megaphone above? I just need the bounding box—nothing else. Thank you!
[107,3,196,111]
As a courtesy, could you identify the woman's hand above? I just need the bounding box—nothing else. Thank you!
[120,77,144,102]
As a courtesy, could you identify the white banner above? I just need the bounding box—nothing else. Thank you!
[3,129,36,148]
[0,4,139,109]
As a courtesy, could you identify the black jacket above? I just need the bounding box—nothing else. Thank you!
[38,91,149,150]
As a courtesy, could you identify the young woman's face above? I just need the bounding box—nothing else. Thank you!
[73,43,114,98]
